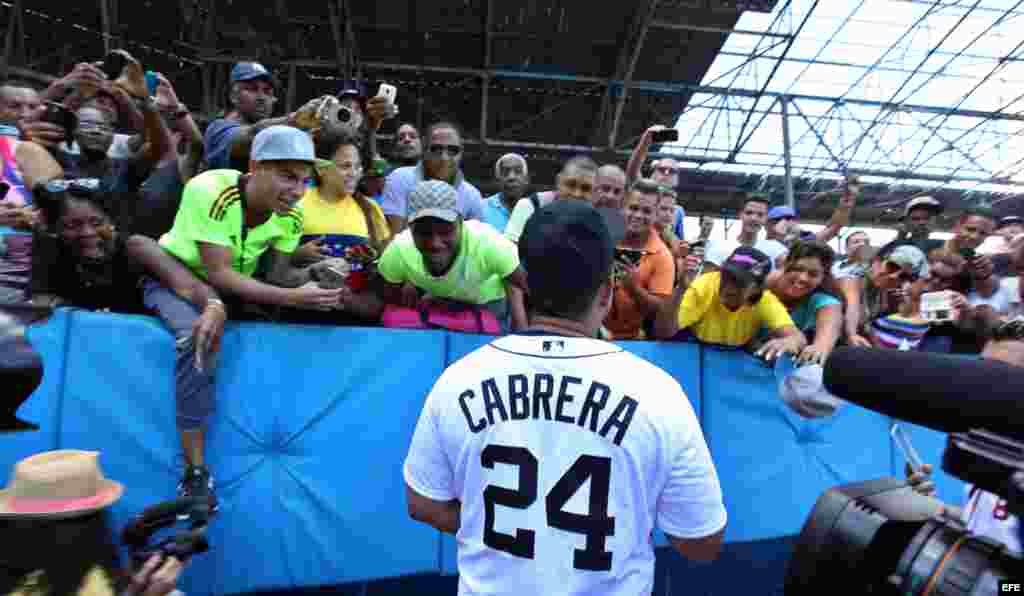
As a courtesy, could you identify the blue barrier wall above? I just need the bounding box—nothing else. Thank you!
[1,309,967,596]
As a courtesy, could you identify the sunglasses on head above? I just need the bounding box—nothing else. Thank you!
[45,178,101,196]
[428,144,462,157]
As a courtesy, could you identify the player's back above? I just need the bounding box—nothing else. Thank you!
[405,334,725,596]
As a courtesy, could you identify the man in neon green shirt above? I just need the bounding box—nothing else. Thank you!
[148,125,342,511]
[369,180,528,331]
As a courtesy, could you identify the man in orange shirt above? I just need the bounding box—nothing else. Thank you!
[604,178,675,339]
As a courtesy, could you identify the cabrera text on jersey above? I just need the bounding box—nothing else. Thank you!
[404,334,727,596]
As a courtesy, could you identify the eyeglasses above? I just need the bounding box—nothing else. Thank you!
[77,121,114,133]
[427,144,462,157]
[883,261,918,283]
[45,178,101,195]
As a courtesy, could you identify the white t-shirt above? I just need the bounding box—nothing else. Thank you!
[968,277,1022,318]
[704,237,781,268]
[403,334,726,596]
[963,484,1021,556]
[503,191,557,242]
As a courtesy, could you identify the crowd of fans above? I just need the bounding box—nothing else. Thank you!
[0,52,1022,518]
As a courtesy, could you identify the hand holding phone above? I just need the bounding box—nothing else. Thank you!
[377,83,397,103]
[40,102,77,134]
[891,423,925,474]
[615,248,645,267]
[651,129,679,144]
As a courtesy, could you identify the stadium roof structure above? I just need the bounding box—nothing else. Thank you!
[1,0,1022,226]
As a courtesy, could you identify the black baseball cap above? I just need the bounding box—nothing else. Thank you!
[519,201,625,316]
[998,215,1024,229]
[721,246,773,287]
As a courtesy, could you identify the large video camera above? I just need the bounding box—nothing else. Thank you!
[784,348,1023,595]
[121,497,212,568]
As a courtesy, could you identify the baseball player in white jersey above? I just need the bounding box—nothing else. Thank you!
[404,200,727,595]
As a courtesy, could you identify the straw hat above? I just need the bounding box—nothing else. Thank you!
[0,450,123,519]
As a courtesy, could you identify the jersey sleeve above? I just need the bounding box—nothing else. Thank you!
[271,210,304,254]
[403,392,456,501]
[481,227,521,280]
[503,198,535,243]
[758,290,797,332]
[376,236,410,285]
[656,393,728,540]
[176,178,235,249]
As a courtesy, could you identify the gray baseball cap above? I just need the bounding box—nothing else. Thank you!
[251,126,315,163]
[886,244,929,279]
[407,180,459,224]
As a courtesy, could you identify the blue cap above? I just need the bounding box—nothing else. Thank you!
[251,126,315,163]
[768,206,797,221]
[231,62,273,84]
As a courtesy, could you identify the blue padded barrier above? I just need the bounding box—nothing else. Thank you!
[0,309,68,464]
[700,346,893,543]
[3,311,970,596]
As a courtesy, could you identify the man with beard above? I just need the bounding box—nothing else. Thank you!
[604,179,675,340]
[391,123,423,168]
[481,153,529,233]
[379,121,483,235]
[374,180,528,331]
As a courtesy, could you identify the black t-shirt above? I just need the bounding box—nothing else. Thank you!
[29,234,148,314]
[127,160,184,239]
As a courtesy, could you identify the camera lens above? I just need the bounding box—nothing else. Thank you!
[337,108,351,123]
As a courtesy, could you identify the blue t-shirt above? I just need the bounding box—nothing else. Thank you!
[481,193,513,233]
[787,291,840,334]
[203,118,242,171]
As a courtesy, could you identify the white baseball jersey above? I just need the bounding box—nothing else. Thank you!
[403,333,727,596]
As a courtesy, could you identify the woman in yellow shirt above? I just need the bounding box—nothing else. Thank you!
[293,132,391,265]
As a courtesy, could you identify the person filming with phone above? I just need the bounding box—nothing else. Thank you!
[603,179,675,340]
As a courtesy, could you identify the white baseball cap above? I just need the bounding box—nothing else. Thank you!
[775,356,844,419]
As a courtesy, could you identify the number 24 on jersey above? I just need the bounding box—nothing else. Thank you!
[481,444,616,571]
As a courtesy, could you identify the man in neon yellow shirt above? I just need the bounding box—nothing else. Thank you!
[653,246,806,359]
[372,180,528,331]
[150,125,343,510]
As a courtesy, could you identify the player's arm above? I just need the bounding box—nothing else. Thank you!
[667,528,725,562]
[406,485,461,535]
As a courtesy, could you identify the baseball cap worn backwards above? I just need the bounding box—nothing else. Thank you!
[231,62,273,84]
[519,201,625,314]
[885,244,929,278]
[408,180,459,224]
[251,126,315,163]
[721,246,773,287]
[903,196,943,217]
[768,206,796,221]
